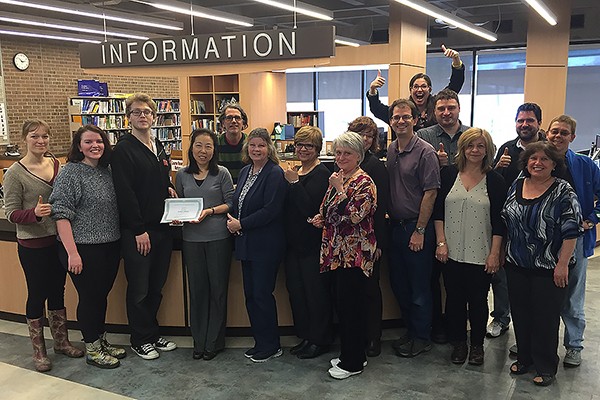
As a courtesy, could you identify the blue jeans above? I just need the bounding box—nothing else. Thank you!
[561,237,586,350]
[490,267,511,326]
[389,220,434,341]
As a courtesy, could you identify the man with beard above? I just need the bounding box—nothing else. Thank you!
[367,45,464,133]
[415,89,470,344]
[417,89,470,168]
[217,103,248,183]
[487,103,545,343]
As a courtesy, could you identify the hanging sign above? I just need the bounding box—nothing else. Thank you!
[80,26,335,68]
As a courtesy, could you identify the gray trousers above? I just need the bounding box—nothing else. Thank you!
[183,237,233,353]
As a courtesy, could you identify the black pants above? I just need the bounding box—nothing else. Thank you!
[284,249,333,346]
[242,258,281,353]
[506,262,566,376]
[121,229,173,346]
[333,267,368,373]
[442,259,491,346]
[59,241,120,343]
[17,242,66,319]
[431,259,446,335]
[365,257,383,342]
[183,238,232,353]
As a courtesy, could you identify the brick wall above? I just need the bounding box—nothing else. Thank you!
[1,38,179,154]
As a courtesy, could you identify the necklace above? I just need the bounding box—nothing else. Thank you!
[299,159,320,175]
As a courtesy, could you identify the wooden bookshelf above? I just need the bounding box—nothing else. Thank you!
[287,111,324,134]
[153,98,182,154]
[189,75,240,134]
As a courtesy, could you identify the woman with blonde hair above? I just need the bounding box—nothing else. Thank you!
[434,127,506,366]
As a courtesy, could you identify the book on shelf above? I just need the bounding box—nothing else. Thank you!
[157,99,180,113]
[191,100,206,114]
[288,114,317,127]
[191,119,215,131]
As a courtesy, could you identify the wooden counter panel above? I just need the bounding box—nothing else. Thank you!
[0,241,26,315]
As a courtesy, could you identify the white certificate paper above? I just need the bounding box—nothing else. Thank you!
[160,198,203,223]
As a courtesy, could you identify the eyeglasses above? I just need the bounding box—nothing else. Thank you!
[411,84,429,91]
[224,115,243,121]
[548,128,572,137]
[391,114,413,122]
[130,109,153,117]
[295,143,315,150]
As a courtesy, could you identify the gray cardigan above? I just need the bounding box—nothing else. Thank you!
[3,161,57,240]
[175,165,234,242]
[50,162,120,244]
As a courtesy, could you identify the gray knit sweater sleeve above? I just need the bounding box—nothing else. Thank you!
[50,162,120,244]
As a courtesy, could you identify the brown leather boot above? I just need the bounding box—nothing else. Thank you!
[47,308,84,358]
[26,317,52,372]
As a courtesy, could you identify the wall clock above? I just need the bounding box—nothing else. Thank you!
[13,53,30,71]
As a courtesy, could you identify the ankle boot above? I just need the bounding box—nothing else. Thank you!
[47,308,84,358]
[100,332,126,359]
[26,317,52,372]
[85,339,120,369]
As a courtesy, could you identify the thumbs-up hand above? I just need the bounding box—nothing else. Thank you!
[437,143,449,166]
[368,69,386,95]
[495,147,511,169]
[442,44,461,67]
[34,195,52,218]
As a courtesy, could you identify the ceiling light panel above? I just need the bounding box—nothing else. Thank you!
[251,0,333,21]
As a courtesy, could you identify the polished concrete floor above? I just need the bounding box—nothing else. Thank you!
[2,256,600,400]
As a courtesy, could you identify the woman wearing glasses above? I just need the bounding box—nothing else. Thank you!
[226,128,287,363]
[347,117,389,357]
[283,126,333,359]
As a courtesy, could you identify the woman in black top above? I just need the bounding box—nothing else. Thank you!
[348,117,389,357]
[283,126,333,359]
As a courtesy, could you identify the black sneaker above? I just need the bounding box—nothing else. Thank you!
[153,337,177,351]
[244,348,258,359]
[250,348,282,363]
[131,343,159,360]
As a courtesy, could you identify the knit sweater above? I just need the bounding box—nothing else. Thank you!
[50,162,120,244]
[3,160,57,240]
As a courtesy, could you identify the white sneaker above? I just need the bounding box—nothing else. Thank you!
[330,358,368,368]
[328,364,363,379]
[486,321,508,338]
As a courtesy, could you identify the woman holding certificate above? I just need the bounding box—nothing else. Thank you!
[175,128,234,361]
[227,128,287,363]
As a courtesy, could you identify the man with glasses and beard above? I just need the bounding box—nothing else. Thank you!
[217,104,249,183]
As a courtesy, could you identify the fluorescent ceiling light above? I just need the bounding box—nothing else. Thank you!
[522,0,557,26]
[0,11,150,40]
[251,0,333,21]
[334,39,360,47]
[334,36,369,47]
[0,0,183,31]
[395,0,497,42]
[135,0,254,27]
[0,26,101,43]
[283,64,389,74]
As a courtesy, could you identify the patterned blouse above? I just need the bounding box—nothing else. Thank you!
[319,170,377,277]
[501,177,583,270]
[237,165,263,219]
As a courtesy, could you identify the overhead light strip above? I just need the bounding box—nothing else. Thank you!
[136,1,254,27]
[0,26,101,43]
[395,0,497,42]
[522,0,558,26]
[0,13,149,40]
[335,39,360,47]
[250,0,333,21]
[0,0,183,31]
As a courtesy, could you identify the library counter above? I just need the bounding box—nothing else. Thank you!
[0,209,402,334]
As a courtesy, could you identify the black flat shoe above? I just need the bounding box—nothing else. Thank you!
[451,342,468,364]
[203,349,223,361]
[510,361,531,375]
[533,374,555,387]
[366,340,381,357]
[290,339,309,355]
[192,350,203,360]
[297,344,330,359]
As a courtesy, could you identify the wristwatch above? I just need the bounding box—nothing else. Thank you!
[415,226,426,235]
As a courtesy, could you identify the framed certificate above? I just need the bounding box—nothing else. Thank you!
[160,198,204,223]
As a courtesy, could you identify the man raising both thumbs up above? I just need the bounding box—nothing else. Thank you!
[417,89,470,168]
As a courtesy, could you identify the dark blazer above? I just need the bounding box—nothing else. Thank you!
[232,159,287,262]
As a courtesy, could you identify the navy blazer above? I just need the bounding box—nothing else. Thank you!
[232,159,287,262]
